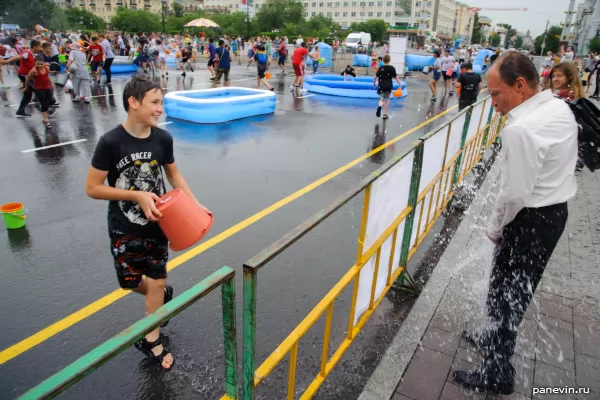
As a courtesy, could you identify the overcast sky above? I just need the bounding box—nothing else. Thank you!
[471,0,577,37]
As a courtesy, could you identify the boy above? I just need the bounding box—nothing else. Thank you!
[24,55,55,129]
[87,36,104,85]
[207,38,216,80]
[180,45,195,76]
[291,42,317,91]
[99,34,115,86]
[2,39,42,118]
[341,64,356,79]
[40,43,59,107]
[253,44,273,91]
[455,62,482,110]
[85,76,205,370]
[373,54,401,120]
[213,39,231,88]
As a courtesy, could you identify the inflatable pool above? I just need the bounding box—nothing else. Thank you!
[59,63,138,75]
[304,75,408,99]
[406,54,434,71]
[472,49,493,75]
[164,88,277,124]
[352,54,371,67]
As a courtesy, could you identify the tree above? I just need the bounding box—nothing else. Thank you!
[50,7,69,31]
[172,1,184,17]
[65,7,106,31]
[399,0,411,14]
[490,34,501,47]
[471,13,482,44]
[254,0,304,32]
[0,0,56,30]
[211,12,252,37]
[514,35,524,49]
[534,25,561,55]
[589,37,600,53]
[299,15,337,38]
[349,19,388,42]
[111,7,161,33]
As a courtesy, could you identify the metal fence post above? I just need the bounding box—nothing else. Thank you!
[396,141,424,291]
[479,100,495,155]
[451,107,472,192]
[243,268,257,400]
[222,274,238,399]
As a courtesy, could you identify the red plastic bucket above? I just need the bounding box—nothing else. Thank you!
[156,189,214,251]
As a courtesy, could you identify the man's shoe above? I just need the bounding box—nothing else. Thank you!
[462,329,490,351]
[16,111,31,118]
[453,364,515,395]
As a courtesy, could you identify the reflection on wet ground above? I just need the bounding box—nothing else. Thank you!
[0,64,464,399]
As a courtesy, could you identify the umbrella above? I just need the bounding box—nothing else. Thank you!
[184,18,220,28]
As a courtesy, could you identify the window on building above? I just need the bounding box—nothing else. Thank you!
[319,2,324,6]
[352,1,356,5]
[235,3,239,7]
[351,11,356,16]
[427,1,431,5]
[335,11,339,15]
[368,1,373,5]
[312,11,316,15]
[416,1,420,6]
[319,11,323,15]
[304,2,308,6]
[312,2,316,5]
[327,11,332,16]
[327,2,332,6]
[385,11,390,16]
[386,1,391,5]
[343,11,348,16]
[304,11,308,16]
[368,11,373,16]
[377,11,382,16]
[360,1,365,5]
[359,11,364,16]
[335,1,340,6]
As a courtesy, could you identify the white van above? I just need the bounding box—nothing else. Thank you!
[345,32,372,53]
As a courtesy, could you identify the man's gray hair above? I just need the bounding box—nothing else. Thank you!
[493,52,540,89]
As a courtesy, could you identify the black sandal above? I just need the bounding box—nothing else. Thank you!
[134,337,173,370]
[161,285,173,328]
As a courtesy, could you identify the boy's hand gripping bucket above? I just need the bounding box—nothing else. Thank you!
[156,189,214,251]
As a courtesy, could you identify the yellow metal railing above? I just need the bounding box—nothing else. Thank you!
[243,97,502,400]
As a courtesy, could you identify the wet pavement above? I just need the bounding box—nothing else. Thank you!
[0,62,465,399]
[360,163,600,400]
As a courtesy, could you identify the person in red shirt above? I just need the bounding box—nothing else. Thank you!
[291,42,318,91]
[87,36,104,85]
[24,55,56,129]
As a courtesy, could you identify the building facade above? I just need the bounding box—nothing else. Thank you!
[573,0,595,54]
[411,0,460,41]
[454,2,474,42]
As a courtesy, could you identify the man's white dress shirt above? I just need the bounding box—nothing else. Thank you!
[488,89,578,240]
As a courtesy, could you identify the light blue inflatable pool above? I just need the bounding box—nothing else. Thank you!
[164,88,277,124]
[304,75,408,99]
[59,63,138,75]
[472,50,493,75]
[352,54,372,67]
[405,54,434,71]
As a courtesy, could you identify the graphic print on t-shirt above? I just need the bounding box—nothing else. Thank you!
[114,153,165,226]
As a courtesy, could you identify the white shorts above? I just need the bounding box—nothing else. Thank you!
[158,53,166,60]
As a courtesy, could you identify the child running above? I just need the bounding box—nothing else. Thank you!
[24,55,56,129]
[291,42,317,91]
[253,44,273,91]
[455,62,481,110]
[373,54,401,120]
[85,76,205,370]
[87,36,104,85]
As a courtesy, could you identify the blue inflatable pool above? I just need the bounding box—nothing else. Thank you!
[352,54,371,67]
[406,54,434,71]
[164,88,277,124]
[59,63,138,75]
[304,75,408,99]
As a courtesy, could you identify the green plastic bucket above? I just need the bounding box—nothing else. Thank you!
[1,202,27,229]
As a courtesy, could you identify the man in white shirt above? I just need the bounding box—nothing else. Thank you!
[296,35,304,47]
[118,34,125,56]
[454,52,577,394]
[99,34,115,85]
[459,46,466,63]
[562,46,575,62]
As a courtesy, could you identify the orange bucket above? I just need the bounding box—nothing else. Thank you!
[265,72,272,79]
[156,189,213,251]
[393,88,403,97]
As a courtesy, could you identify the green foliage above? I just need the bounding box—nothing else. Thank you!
[589,37,600,53]
[210,12,251,37]
[399,0,411,14]
[348,19,387,42]
[514,35,524,49]
[254,0,304,32]
[111,7,161,33]
[50,7,69,31]
[534,25,561,55]
[0,0,56,30]
[65,7,106,31]
[490,34,501,47]
[471,13,482,44]
[300,15,337,38]
[171,1,184,17]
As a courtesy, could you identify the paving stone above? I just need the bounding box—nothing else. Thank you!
[575,391,600,400]
[420,326,461,357]
[512,354,535,397]
[539,276,572,298]
[533,361,576,389]
[449,357,476,383]
[540,292,573,307]
[515,318,538,360]
[575,362,600,393]
[486,393,531,400]
[536,316,575,361]
[572,297,600,323]
[539,298,573,323]
[570,280,600,301]
[391,394,415,400]
[397,355,452,400]
[456,346,484,364]
[576,353,600,370]
[440,381,486,400]
[536,349,575,372]
[414,345,454,365]
[569,242,596,263]
[574,324,600,359]
[430,311,463,333]
[524,298,541,321]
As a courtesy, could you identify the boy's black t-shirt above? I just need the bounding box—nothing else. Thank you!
[376,65,397,93]
[457,72,481,101]
[91,125,175,238]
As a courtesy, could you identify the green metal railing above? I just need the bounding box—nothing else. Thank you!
[20,267,238,400]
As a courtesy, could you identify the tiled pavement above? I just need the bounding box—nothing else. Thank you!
[390,168,600,400]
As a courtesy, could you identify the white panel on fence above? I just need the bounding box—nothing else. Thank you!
[466,101,485,140]
[445,112,467,164]
[354,152,414,324]
[389,36,408,75]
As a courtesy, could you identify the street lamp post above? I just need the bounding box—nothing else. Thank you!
[162,0,167,35]
[540,19,550,56]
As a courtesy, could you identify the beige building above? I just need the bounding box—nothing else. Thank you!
[58,0,202,24]
[455,3,474,42]
[411,0,457,41]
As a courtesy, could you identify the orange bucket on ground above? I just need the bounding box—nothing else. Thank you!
[156,189,213,251]
[393,88,403,97]
[265,72,272,79]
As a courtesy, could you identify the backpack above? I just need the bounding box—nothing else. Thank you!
[567,98,600,172]
[257,52,268,64]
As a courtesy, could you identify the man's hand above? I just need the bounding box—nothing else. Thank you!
[135,191,162,222]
